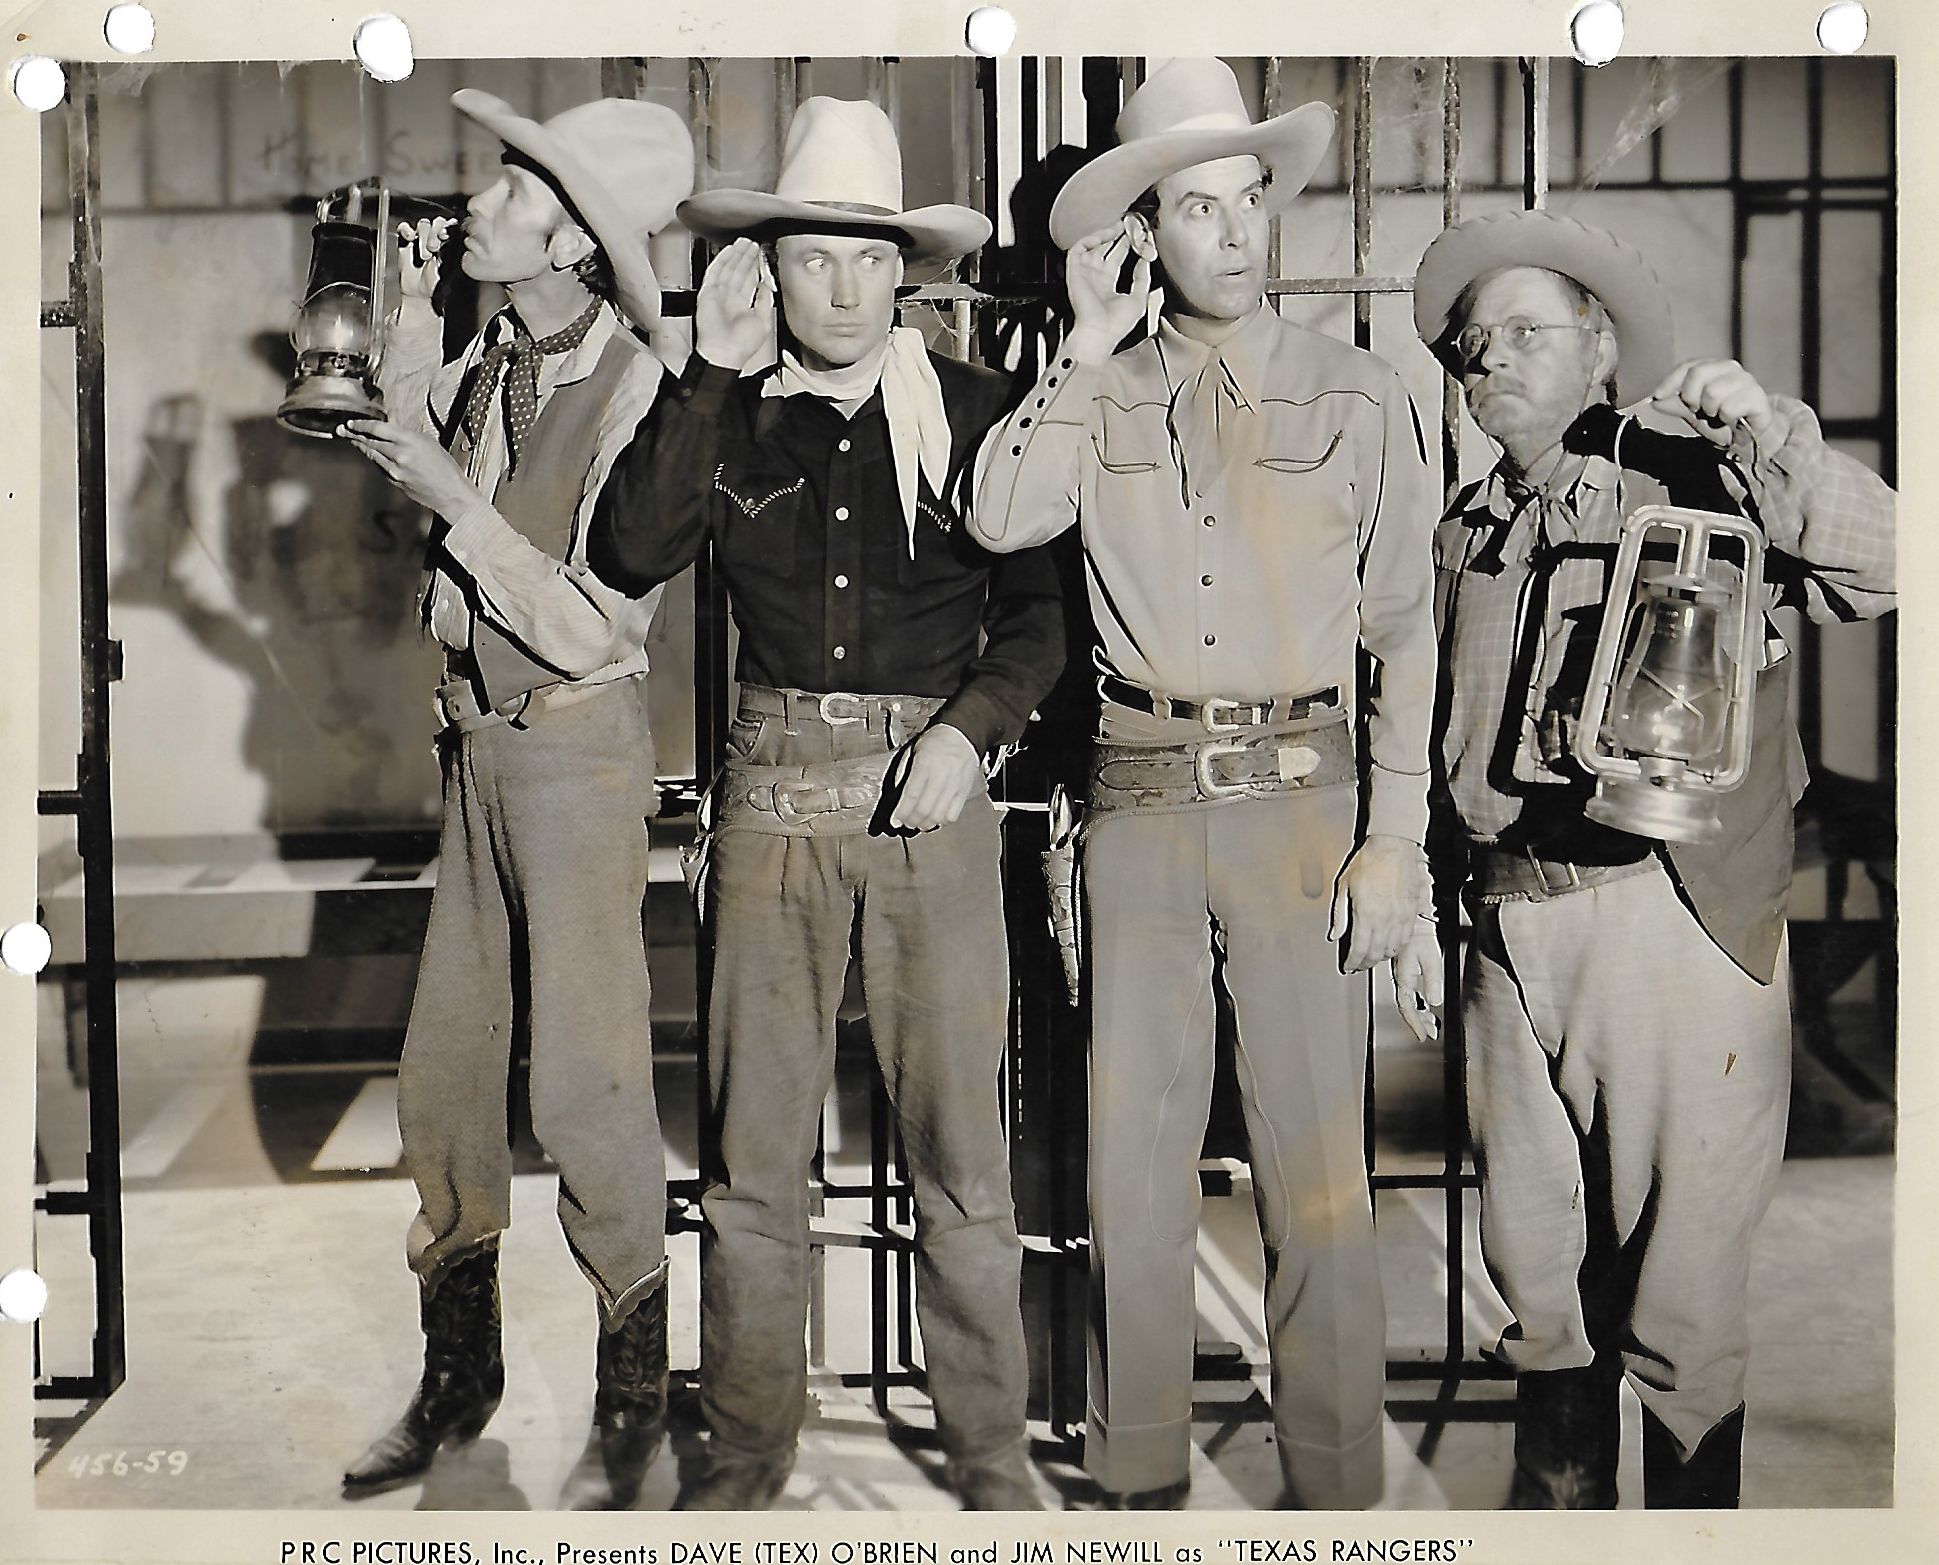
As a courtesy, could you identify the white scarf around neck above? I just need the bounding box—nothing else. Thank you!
[762,325,951,558]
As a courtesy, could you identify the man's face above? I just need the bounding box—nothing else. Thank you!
[1456,266,1614,462]
[774,233,905,370]
[461,158,581,287]
[1132,155,1270,325]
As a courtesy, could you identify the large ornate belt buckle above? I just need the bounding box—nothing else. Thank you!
[769,779,816,826]
[817,690,868,726]
[1193,740,1254,799]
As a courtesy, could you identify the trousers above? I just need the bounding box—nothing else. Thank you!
[398,677,667,1324]
[1464,862,1792,1458]
[697,699,1030,1465]
[1080,706,1386,1506]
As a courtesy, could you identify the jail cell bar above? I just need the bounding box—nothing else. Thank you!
[631,55,1512,1447]
[34,61,129,1405]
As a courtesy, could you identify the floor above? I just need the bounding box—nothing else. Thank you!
[26,836,1897,1513]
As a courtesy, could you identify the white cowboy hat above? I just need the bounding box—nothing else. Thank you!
[1413,209,1676,394]
[1048,58,1336,251]
[679,96,991,264]
[452,89,695,330]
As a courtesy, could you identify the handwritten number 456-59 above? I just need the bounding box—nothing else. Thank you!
[65,1449,190,1478]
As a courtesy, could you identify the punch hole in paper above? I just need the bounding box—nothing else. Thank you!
[104,3,157,55]
[1817,3,1868,53]
[9,55,68,113]
[1570,1,1625,68]
[1,921,52,977]
[354,14,415,83]
[0,1269,49,1325]
[965,7,1018,59]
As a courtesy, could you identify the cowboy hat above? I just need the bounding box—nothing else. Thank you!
[1047,58,1336,251]
[678,97,991,264]
[1412,208,1676,394]
[452,89,695,330]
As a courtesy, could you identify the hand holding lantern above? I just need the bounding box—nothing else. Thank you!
[1573,504,1765,844]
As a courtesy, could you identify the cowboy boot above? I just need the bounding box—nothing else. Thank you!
[1503,1363,1621,1509]
[1641,1404,1744,1509]
[559,1287,670,1510]
[343,1243,505,1493]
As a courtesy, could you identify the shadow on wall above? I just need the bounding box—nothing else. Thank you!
[111,332,445,836]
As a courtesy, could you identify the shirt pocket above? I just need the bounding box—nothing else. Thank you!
[895,489,972,588]
[1093,397,1168,475]
[1251,398,1346,476]
[715,464,805,578]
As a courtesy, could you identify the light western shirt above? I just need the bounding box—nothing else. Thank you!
[970,305,1440,843]
[381,295,666,686]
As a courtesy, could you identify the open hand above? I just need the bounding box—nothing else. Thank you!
[696,238,776,372]
[1328,834,1431,973]
[1063,219,1153,363]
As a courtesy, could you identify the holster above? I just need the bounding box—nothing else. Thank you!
[680,781,717,925]
[1040,785,1083,1006]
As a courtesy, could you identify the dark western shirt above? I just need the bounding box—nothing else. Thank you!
[590,353,1066,756]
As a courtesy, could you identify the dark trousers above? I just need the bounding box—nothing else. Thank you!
[399,680,666,1323]
[697,702,1029,1466]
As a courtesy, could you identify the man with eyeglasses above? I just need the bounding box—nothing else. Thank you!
[1408,210,1895,1509]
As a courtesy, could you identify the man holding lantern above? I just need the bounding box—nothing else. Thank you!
[335,89,693,1511]
[1408,209,1895,1509]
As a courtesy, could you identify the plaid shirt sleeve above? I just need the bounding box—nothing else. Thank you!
[1727,394,1895,623]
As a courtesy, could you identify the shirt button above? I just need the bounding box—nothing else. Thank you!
[834,505,850,521]
[834,574,850,589]
[1204,634,1217,646]
[1202,515,1216,527]
[832,645,847,660]
[838,438,851,453]
[1201,574,1214,586]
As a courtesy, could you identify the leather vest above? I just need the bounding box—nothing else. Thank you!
[445,323,640,709]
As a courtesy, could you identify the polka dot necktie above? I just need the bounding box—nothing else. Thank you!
[459,297,603,476]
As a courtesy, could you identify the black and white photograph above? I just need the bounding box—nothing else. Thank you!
[0,4,1930,1562]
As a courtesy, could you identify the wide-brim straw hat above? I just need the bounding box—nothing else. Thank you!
[1047,58,1336,251]
[453,88,695,329]
[1413,208,1676,394]
[679,96,991,265]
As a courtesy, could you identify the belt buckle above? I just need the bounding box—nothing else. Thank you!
[1200,696,1257,733]
[1527,848,1581,897]
[768,780,813,826]
[817,691,868,726]
[1193,740,1254,799]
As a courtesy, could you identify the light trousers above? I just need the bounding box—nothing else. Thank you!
[1464,863,1792,1458]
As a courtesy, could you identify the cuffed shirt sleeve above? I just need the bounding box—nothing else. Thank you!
[588,357,741,596]
[1727,394,1896,624]
[967,351,1101,552]
[1356,373,1440,845]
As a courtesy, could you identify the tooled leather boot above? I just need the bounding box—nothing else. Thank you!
[343,1243,505,1494]
[1503,1363,1621,1510]
[1641,1404,1744,1509]
[559,1286,670,1510]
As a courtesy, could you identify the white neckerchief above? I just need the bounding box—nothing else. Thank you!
[762,325,951,558]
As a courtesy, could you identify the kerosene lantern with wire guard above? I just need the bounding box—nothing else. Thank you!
[276,179,393,437]
[1572,504,1766,845]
